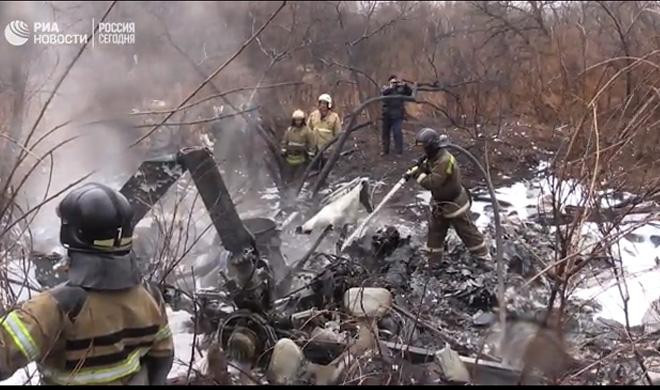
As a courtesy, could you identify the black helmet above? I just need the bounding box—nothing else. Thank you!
[415,128,448,156]
[57,183,134,254]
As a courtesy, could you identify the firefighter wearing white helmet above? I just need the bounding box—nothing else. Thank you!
[318,93,333,109]
[307,93,342,170]
[280,109,316,185]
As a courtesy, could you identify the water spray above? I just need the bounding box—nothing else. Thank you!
[341,140,505,336]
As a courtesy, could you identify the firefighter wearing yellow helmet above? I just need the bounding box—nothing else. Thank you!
[307,93,342,170]
[280,109,316,185]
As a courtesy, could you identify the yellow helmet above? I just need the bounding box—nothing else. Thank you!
[292,109,305,119]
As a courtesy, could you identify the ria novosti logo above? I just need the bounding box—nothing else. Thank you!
[4,20,30,46]
[4,19,134,46]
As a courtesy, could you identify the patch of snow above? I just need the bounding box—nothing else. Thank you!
[574,223,660,326]
[471,181,538,228]
[167,307,207,380]
[260,186,280,201]
[408,160,660,327]
[416,191,431,204]
[0,363,39,385]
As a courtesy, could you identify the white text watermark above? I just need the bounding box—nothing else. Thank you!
[4,19,135,47]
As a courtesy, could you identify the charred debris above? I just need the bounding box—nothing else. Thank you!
[28,147,643,385]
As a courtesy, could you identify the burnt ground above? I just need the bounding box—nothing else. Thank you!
[319,117,560,211]
[173,117,657,385]
[281,119,658,385]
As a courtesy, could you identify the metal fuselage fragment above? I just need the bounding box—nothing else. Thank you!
[298,177,372,234]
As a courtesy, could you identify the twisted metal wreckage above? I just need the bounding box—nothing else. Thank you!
[29,93,565,385]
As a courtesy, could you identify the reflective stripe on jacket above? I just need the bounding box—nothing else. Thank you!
[281,125,315,166]
[0,283,173,385]
[419,150,471,217]
[307,110,341,149]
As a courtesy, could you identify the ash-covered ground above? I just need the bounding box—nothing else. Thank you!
[3,134,659,385]
[158,156,660,385]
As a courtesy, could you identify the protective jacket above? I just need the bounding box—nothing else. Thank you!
[418,149,466,215]
[0,252,174,385]
[381,83,413,120]
[280,125,316,166]
[307,110,342,150]
[416,149,487,256]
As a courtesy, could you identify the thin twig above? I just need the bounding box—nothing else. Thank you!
[0,1,117,199]
[128,1,287,149]
[129,82,302,116]
[133,107,259,128]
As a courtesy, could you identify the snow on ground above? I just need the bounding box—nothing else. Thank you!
[3,162,655,385]
[0,363,39,385]
[573,222,660,326]
[468,170,660,327]
[413,163,660,327]
[167,307,208,380]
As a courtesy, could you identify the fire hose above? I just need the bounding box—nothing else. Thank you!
[340,141,505,336]
[300,90,505,335]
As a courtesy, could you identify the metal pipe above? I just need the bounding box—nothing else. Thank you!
[310,94,415,199]
[445,142,506,338]
[295,121,371,197]
[298,90,506,333]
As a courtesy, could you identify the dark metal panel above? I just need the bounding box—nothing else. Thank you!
[177,147,255,253]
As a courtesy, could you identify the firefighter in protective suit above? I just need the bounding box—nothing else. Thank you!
[307,94,342,170]
[280,109,316,185]
[0,183,174,385]
[407,128,489,268]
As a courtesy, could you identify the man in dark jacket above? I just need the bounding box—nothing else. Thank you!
[380,75,413,156]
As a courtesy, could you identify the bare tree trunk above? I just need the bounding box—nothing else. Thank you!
[1,50,27,186]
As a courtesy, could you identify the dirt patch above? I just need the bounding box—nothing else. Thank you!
[311,117,559,206]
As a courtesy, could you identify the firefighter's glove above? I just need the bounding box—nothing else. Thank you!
[404,165,421,181]
[413,163,431,184]
[420,160,431,174]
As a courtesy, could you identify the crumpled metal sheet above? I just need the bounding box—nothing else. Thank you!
[119,154,183,229]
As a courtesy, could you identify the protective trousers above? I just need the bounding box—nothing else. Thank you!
[283,163,305,186]
[382,117,404,155]
[426,192,488,262]
[313,151,327,172]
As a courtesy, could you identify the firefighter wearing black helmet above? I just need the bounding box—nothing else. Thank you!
[0,183,173,385]
[408,128,489,267]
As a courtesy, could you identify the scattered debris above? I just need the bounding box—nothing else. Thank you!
[343,287,392,318]
[267,338,303,384]
[435,344,471,383]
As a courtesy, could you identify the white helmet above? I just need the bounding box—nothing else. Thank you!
[318,93,332,109]
[292,109,305,119]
